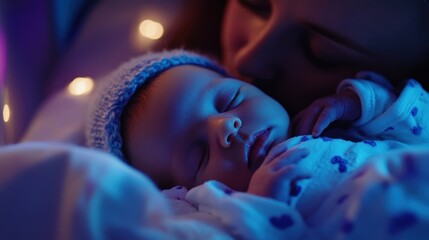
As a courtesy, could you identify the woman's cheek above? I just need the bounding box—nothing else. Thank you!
[222,1,260,71]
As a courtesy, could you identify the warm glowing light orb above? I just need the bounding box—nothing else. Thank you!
[139,19,164,40]
[68,77,94,96]
[3,104,10,123]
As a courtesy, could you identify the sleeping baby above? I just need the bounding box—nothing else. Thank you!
[86,50,429,238]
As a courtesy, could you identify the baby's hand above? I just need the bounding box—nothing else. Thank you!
[292,90,361,137]
[247,144,311,203]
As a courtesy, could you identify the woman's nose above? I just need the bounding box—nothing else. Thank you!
[208,115,242,148]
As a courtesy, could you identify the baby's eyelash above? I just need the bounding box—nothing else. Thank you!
[223,88,241,112]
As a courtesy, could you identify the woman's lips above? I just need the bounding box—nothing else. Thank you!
[246,128,272,170]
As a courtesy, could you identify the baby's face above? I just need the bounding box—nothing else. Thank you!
[125,65,289,190]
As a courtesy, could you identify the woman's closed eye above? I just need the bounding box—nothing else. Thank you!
[301,33,344,70]
[300,24,369,70]
[236,0,271,17]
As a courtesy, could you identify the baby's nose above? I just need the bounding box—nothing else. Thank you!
[208,115,242,148]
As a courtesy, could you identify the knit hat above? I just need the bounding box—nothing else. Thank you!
[86,50,227,160]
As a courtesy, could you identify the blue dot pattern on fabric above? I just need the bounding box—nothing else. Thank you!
[411,126,422,136]
[341,220,354,233]
[338,164,347,172]
[321,137,333,142]
[224,187,234,195]
[408,80,417,87]
[363,140,376,147]
[388,212,418,234]
[301,136,310,142]
[410,107,418,117]
[331,156,342,164]
[331,156,348,173]
[337,194,349,205]
[269,214,294,230]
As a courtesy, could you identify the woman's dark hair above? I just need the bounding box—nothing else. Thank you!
[154,0,228,61]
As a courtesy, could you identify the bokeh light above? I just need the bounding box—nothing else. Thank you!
[139,19,164,40]
[67,77,94,96]
[3,104,10,123]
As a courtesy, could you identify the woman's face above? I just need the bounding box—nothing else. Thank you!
[222,0,429,115]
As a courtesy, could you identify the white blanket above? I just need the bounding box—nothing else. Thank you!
[1,142,428,239]
[0,142,232,240]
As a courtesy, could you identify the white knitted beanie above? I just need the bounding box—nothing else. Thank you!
[86,50,227,160]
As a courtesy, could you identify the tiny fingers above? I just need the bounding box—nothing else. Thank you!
[312,108,338,137]
[293,106,322,136]
[270,148,309,170]
[274,163,312,180]
[265,142,290,164]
